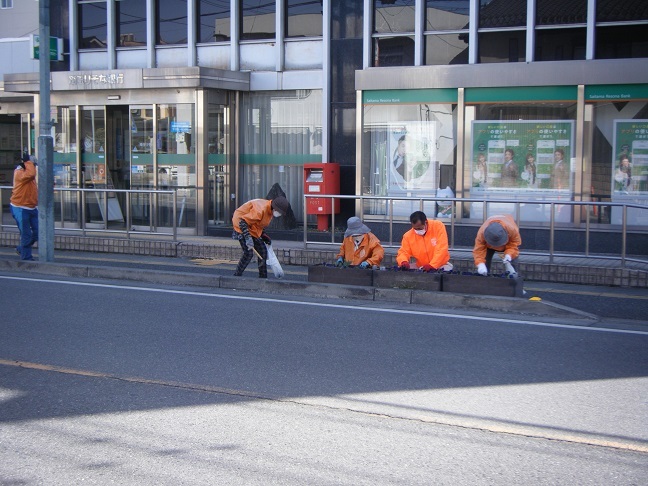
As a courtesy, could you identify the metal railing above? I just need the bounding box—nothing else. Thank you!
[1,186,179,241]
[303,194,648,268]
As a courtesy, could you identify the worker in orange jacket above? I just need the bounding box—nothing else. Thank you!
[473,214,522,275]
[396,211,451,272]
[232,196,290,278]
[336,217,384,268]
[10,153,38,261]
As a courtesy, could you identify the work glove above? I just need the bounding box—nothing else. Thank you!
[359,261,370,269]
[477,263,488,276]
[245,236,254,250]
[502,254,512,262]
[336,257,344,267]
[399,262,410,270]
[420,264,434,272]
[261,232,271,245]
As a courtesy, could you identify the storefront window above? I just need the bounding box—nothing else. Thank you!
[130,106,153,190]
[464,86,578,223]
[157,104,196,228]
[361,89,457,219]
[286,0,323,38]
[117,0,147,47]
[239,90,323,222]
[478,31,525,63]
[240,0,275,41]
[373,36,415,67]
[78,0,107,49]
[52,106,79,224]
[197,0,231,43]
[80,107,106,187]
[586,85,648,226]
[156,0,188,45]
[426,0,470,31]
[535,28,586,61]
[479,0,525,28]
[374,0,415,34]
[208,104,228,224]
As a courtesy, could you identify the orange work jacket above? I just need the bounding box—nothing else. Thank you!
[396,219,450,269]
[473,214,522,265]
[336,232,385,266]
[10,161,38,209]
[232,199,273,238]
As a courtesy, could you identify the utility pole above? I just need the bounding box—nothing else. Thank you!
[38,0,54,262]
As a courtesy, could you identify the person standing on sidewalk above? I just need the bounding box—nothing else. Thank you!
[473,214,521,276]
[232,196,290,278]
[10,153,38,261]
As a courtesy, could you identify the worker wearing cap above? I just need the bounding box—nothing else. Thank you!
[232,196,290,278]
[473,214,522,276]
[397,211,451,272]
[336,217,384,268]
[10,153,38,261]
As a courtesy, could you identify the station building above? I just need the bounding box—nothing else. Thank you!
[0,1,646,242]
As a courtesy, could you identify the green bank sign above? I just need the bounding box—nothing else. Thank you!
[30,34,64,62]
[363,89,457,104]
[585,84,648,101]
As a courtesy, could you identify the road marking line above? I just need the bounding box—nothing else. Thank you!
[1,274,648,336]
[2,357,646,454]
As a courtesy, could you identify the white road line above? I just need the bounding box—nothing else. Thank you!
[2,274,648,336]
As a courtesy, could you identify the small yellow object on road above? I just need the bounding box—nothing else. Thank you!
[529,296,542,301]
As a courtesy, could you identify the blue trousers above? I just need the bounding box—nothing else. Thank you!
[11,205,38,260]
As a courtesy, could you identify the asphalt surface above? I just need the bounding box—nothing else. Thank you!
[1,273,647,484]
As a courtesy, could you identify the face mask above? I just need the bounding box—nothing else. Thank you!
[273,210,282,218]
[414,228,426,236]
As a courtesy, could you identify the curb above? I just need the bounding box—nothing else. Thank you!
[0,258,596,322]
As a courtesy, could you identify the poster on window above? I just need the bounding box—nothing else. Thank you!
[387,122,438,196]
[471,120,574,195]
[611,120,648,196]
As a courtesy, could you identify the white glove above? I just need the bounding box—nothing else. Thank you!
[503,254,512,262]
[477,263,487,276]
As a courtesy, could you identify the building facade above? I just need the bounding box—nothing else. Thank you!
[0,0,646,236]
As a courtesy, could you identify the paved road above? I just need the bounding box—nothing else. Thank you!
[1,273,647,484]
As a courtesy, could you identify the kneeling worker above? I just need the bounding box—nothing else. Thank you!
[232,195,290,278]
[473,214,521,275]
[397,211,451,272]
[336,217,384,268]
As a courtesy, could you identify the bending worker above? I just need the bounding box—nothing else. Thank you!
[336,217,384,268]
[473,214,522,276]
[397,211,451,272]
[232,195,290,278]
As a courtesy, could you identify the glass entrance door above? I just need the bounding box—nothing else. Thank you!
[208,103,228,224]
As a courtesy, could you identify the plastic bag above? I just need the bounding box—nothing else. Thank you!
[265,243,284,279]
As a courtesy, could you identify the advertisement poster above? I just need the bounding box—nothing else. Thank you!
[387,121,437,196]
[611,120,648,196]
[471,120,574,194]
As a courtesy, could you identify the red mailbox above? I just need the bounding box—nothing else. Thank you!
[304,162,340,231]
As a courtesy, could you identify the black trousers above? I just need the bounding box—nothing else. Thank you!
[485,248,519,274]
[234,237,268,278]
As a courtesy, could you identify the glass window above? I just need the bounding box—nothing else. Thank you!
[373,36,415,67]
[197,0,231,43]
[239,90,323,222]
[478,31,526,63]
[52,107,79,224]
[116,0,147,47]
[78,1,107,49]
[535,28,586,61]
[286,0,323,38]
[479,0,525,28]
[425,33,469,65]
[597,0,648,22]
[596,25,648,59]
[361,98,457,218]
[81,108,107,186]
[156,0,188,45]
[425,0,470,31]
[536,0,586,26]
[240,0,275,41]
[374,0,415,34]
[1,0,14,9]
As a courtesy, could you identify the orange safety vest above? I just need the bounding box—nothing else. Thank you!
[396,219,450,269]
[473,214,522,265]
[232,199,273,238]
[336,233,385,266]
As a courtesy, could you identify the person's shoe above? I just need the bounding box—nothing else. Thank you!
[258,274,267,279]
[15,248,20,255]
[233,271,243,277]
[23,257,35,261]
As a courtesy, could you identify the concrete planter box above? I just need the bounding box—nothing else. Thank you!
[307,264,374,287]
[442,273,524,297]
[373,269,442,291]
